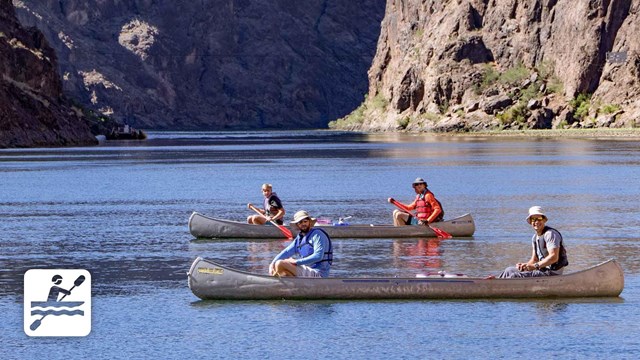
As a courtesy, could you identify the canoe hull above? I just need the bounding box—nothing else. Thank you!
[188,257,624,300]
[188,212,475,239]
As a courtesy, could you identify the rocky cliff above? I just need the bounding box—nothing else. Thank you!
[0,0,97,147]
[331,0,640,132]
[14,0,385,130]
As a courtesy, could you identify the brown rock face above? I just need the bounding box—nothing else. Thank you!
[14,0,386,130]
[334,0,640,131]
[0,0,96,147]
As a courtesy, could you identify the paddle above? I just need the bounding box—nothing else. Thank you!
[30,275,86,331]
[388,197,452,239]
[247,203,293,239]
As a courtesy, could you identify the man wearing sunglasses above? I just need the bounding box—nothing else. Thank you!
[498,206,569,278]
[392,177,444,226]
[269,210,333,278]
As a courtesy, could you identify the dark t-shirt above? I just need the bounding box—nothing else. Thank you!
[264,193,284,224]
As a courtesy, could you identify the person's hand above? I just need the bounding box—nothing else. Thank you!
[265,216,272,222]
[418,220,429,226]
[269,263,275,276]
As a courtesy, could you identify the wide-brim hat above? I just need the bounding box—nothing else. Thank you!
[412,177,427,186]
[291,210,317,225]
[526,206,547,223]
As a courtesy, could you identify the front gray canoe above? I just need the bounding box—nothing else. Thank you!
[188,257,624,300]
[188,211,475,239]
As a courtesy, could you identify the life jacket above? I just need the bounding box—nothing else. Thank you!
[535,226,569,271]
[263,193,281,215]
[295,228,333,265]
[263,193,283,224]
[415,190,444,222]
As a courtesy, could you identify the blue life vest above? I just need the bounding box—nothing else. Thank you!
[295,228,333,265]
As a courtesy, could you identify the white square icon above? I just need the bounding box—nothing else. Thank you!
[24,269,91,337]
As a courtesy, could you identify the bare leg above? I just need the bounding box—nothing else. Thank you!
[247,215,267,224]
[273,260,297,277]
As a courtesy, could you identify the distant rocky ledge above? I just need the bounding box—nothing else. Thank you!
[1,0,96,148]
[331,1,640,134]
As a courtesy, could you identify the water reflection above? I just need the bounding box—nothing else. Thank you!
[392,238,443,271]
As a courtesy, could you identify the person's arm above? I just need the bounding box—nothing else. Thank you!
[535,232,561,268]
[270,208,285,222]
[425,193,442,223]
[536,247,560,269]
[294,232,328,266]
[269,241,296,273]
[518,243,538,271]
[405,199,418,211]
[266,196,285,221]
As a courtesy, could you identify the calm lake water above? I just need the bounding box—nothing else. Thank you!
[1,131,639,358]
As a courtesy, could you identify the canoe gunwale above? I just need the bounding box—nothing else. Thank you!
[188,211,475,239]
[188,257,624,300]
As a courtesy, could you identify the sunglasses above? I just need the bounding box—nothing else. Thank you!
[529,217,545,223]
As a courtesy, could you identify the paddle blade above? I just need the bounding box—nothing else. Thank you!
[430,226,452,239]
[29,318,42,331]
[74,275,86,287]
[277,224,293,239]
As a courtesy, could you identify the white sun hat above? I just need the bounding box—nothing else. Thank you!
[526,206,547,223]
[291,210,317,225]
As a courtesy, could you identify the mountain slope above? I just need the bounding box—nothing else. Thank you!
[15,0,386,130]
[1,0,96,148]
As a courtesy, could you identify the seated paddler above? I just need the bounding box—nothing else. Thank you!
[498,206,569,278]
[391,177,444,226]
[269,210,333,278]
[247,183,285,225]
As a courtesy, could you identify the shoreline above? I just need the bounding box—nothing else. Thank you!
[444,128,640,138]
[349,128,640,139]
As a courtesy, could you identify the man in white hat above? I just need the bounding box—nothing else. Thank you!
[269,210,333,278]
[498,206,569,278]
[391,177,444,226]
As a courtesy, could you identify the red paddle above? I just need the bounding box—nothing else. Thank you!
[388,197,452,239]
[247,203,293,239]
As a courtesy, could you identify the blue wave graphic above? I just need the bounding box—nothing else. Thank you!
[31,309,84,316]
[30,301,84,309]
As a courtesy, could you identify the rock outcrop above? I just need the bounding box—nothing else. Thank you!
[331,0,640,132]
[1,0,96,147]
[14,0,386,130]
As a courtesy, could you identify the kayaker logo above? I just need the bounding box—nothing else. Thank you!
[24,269,91,337]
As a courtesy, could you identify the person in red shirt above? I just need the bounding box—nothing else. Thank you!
[392,177,444,226]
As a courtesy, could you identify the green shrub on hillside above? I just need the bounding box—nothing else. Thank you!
[396,117,410,129]
[370,93,388,110]
[570,93,591,120]
[329,103,366,128]
[600,103,621,115]
[519,83,539,103]
[496,102,529,124]
[499,62,529,86]
[475,64,499,94]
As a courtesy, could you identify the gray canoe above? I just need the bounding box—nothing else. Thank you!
[188,211,475,239]
[188,257,624,300]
